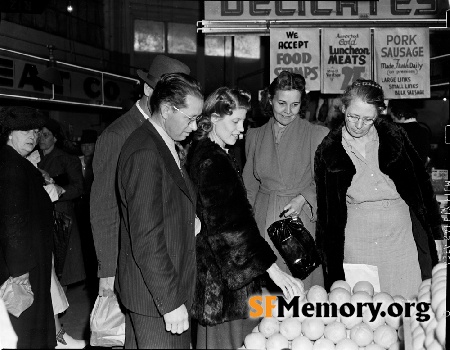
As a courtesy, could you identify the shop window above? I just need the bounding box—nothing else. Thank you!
[205,36,233,57]
[168,23,197,54]
[134,20,165,53]
[235,36,260,59]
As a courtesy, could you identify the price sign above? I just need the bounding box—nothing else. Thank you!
[321,28,372,93]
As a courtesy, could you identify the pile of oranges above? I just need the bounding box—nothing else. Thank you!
[240,264,447,350]
[408,262,446,350]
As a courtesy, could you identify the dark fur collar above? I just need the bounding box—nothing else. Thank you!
[319,118,405,172]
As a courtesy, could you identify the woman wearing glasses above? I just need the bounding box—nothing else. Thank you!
[314,79,444,298]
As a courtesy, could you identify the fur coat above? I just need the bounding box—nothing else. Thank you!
[188,138,277,326]
[314,118,443,291]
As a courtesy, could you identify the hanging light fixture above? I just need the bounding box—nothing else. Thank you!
[38,45,63,86]
[67,1,73,13]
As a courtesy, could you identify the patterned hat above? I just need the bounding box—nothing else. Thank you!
[0,106,46,131]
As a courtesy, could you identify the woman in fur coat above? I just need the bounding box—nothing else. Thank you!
[314,79,444,299]
[188,87,304,349]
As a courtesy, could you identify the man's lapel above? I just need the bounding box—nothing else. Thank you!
[143,120,193,204]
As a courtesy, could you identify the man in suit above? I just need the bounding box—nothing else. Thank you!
[90,55,190,297]
[116,73,203,348]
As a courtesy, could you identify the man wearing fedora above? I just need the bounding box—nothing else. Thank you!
[90,55,191,299]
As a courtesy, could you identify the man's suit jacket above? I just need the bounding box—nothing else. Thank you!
[115,120,197,317]
[90,103,146,278]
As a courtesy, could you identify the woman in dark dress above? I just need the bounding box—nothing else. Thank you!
[188,87,304,349]
[37,118,85,286]
[0,106,56,348]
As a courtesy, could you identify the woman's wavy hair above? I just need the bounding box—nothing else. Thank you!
[194,87,251,140]
[260,71,308,119]
[149,72,203,113]
[341,79,386,115]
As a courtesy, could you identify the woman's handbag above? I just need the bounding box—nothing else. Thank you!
[267,216,321,280]
[90,295,125,347]
[53,210,72,279]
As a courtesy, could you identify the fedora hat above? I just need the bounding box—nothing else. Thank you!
[137,55,190,88]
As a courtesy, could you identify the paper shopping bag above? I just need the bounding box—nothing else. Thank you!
[343,263,381,293]
[90,295,125,347]
[0,277,34,317]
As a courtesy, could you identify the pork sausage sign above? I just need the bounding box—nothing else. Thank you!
[374,28,430,99]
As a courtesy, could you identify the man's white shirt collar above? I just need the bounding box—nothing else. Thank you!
[148,118,180,169]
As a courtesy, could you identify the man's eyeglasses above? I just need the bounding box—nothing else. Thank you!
[172,105,201,124]
[346,113,376,125]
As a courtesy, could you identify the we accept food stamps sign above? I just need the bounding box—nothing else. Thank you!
[321,28,372,94]
[375,28,430,99]
[270,28,320,91]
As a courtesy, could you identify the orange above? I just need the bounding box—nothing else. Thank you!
[319,303,338,326]
[392,295,406,306]
[330,280,351,293]
[427,339,445,350]
[388,341,401,350]
[418,278,431,290]
[302,318,325,341]
[279,318,302,340]
[435,299,446,320]
[291,335,313,350]
[372,292,394,313]
[335,338,358,350]
[258,317,280,338]
[244,332,266,349]
[362,307,385,331]
[312,338,335,350]
[353,281,375,296]
[385,312,401,329]
[266,333,289,350]
[349,322,374,346]
[350,291,372,306]
[340,304,363,329]
[431,262,446,276]
[328,287,351,308]
[373,324,398,349]
[324,321,347,344]
[432,268,446,281]
[307,285,329,304]
[272,298,294,321]
[435,317,446,346]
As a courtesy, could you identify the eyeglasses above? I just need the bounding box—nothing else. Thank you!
[346,113,376,125]
[172,105,201,124]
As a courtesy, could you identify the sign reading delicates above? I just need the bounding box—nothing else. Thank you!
[205,1,445,20]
